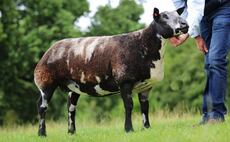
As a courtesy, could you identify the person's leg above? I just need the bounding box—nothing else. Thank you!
[200,17,212,122]
[206,7,230,120]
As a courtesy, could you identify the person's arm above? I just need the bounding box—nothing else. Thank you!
[195,35,208,53]
[186,0,205,38]
[169,0,208,53]
[171,0,187,17]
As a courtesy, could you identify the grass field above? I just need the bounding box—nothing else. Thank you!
[1,113,230,142]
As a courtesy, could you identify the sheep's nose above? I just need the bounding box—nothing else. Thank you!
[180,20,188,28]
[175,28,180,34]
[180,21,188,27]
[175,24,189,34]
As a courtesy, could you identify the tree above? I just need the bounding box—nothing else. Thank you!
[87,0,144,36]
[0,0,89,124]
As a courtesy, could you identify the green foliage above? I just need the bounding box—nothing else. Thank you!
[87,0,144,36]
[0,0,89,124]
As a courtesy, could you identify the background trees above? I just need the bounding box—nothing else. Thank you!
[0,0,89,124]
[0,0,229,125]
[87,0,144,36]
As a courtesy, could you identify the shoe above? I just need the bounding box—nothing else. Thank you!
[207,118,225,124]
[199,117,224,125]
[199,118,208,125]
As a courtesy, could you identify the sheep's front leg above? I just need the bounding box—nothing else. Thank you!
[138,92,150,129]
[120,83,134,132]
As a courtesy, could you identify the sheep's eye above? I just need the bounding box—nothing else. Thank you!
[162,14,169,19]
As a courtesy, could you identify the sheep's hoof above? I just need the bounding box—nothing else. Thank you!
[144,123,150,129]
[68,126,76,135]
[125,127,134,133]
[38,129,47,137]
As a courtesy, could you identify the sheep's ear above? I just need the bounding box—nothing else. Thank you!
[153,8,160,21]
[176,7,185,15]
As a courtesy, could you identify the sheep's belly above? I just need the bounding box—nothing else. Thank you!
[66,80,120,96]
[66,56,164,96]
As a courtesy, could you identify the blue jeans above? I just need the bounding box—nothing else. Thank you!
[200,6,230,120]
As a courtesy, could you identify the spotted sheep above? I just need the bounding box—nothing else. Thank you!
[34,8,188,136]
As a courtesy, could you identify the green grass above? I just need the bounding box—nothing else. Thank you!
[1,113,230,142]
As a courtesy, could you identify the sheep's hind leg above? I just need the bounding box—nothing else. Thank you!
[37,87,56,136]
[67,92,80,134]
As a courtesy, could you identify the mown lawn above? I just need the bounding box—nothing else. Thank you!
[1,113,230,142]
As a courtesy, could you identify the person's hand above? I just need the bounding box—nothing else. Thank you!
[169,33,189,47]
[195,35,208,54]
